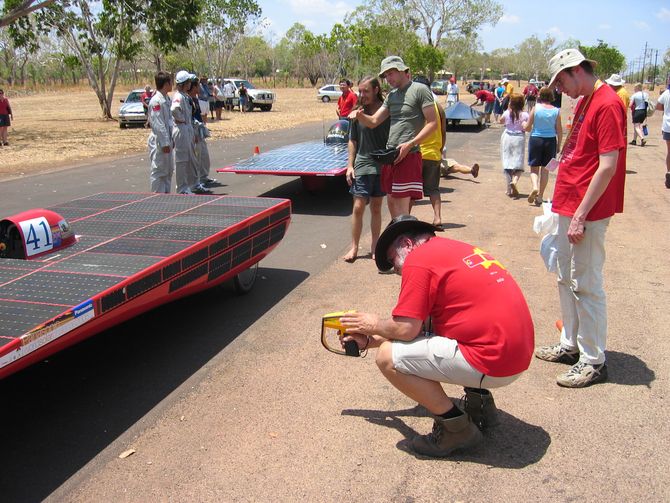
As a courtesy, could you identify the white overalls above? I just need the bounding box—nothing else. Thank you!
[171,90,197,194]
[147,91,174,193]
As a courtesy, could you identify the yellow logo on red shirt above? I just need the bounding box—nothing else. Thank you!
[462,247,505,270]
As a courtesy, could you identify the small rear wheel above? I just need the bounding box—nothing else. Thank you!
[233,262,258,295]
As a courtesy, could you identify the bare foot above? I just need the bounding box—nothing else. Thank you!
[343,247,358,263]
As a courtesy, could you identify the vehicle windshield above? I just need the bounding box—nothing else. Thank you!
[125,91,142,103]
[233,80,255,90]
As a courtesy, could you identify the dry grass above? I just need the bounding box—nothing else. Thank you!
[0,87,340,181]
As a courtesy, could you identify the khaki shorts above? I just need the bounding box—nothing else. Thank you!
[440,158,457,176]
[392,335,523,388]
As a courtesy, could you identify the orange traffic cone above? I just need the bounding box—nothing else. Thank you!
[566,115,573,130]
[253,146,260,155]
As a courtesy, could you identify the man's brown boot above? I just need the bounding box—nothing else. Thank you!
[462,387,500,430]
[410,412,483,457]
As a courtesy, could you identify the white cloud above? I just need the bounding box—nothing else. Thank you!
[598,23,611,30]
[288,0,352,19]
[500,14,521,24]
[633,20,650,30]
[656,8,670,21]
[547,26,566,39]
[299,19,317,29]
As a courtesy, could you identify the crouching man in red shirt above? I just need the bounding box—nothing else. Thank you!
[534,49,626,388]
[340,215,534,458]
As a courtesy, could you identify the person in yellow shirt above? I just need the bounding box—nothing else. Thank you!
[605,74,629,109]
[501,77,514,110]
[412,76,446,228]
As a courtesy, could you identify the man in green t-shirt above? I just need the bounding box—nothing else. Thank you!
[349,56,438,217]
[343,76,390,263]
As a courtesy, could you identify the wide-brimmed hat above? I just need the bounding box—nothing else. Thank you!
[605,73,625,86]
[501,78,509,84]
[548,48,597,88]
[374,215,438,272]
[175,70,196,84]
[379,56,409,78]
[529,78,537,84]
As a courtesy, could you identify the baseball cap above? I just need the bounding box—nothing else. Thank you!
[379,56,409,78]
[175,70,196,84]
[548,48,597,88]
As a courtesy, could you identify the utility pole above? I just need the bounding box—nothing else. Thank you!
[651,49,659,91]
[641,42,647,84]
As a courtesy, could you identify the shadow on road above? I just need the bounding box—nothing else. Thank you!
[605,350,655,387]
[260,177,352,217]
[0,267,308,503]
[343,405,550,468]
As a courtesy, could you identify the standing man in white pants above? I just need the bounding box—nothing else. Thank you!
[171,70,197,195]
[147,71,174,193]
[534,49,627,388]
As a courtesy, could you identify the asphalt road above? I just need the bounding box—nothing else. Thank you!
[0,121,475,502]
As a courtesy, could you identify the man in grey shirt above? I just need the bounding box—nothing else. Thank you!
[349,56,437,217]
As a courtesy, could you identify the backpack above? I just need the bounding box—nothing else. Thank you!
[646,98,656,118]
[526,85,538,97]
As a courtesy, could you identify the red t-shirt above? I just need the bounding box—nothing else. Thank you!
[0,97,11,115]
[392,238,534,377]
[337,91,357,117]
[475,90,495,103]
[553,84,627,220]
[523,85,538,97]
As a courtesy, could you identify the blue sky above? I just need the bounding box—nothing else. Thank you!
[257,0,669,65]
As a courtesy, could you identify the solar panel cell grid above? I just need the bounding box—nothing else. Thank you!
[0,301,67,337]
[43,252,161,277]
[221,141,348,175]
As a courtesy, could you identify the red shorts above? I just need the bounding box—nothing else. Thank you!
[381,151,424,199]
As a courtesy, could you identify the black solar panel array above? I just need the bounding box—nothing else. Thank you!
[0,193,290,356]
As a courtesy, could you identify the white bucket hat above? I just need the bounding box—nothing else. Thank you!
[548,49,597,88]
[605,73,625,86]
[175,70,196,84]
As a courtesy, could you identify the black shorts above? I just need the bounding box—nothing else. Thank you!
[632,109,646,124]
[0,114,10,127]
[528,136,557,167]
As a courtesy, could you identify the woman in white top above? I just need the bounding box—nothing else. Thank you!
[629,83,648,146]
[656,87,670,188]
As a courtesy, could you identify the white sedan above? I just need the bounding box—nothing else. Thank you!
[317,84,342,103]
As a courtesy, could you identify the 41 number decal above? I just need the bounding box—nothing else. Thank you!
[19,217,54,257]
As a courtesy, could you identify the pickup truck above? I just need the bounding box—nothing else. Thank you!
[222,78,274,112]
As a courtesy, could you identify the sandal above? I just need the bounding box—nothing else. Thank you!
[528,189,538,204]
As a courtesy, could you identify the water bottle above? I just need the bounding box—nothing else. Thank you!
[643,125,648,136]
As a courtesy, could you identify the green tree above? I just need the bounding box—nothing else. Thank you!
[230,35,270,78]
[441,32,482,80]
[579,40,625,77]
[5,0,202,118]
[351,0,502,48]
[199,0,262,77]
[516,35,556,81]
[404,42,444,79]
[346,18,419,78]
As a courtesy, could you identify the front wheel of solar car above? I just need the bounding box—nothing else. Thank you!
[233,262,258,295]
